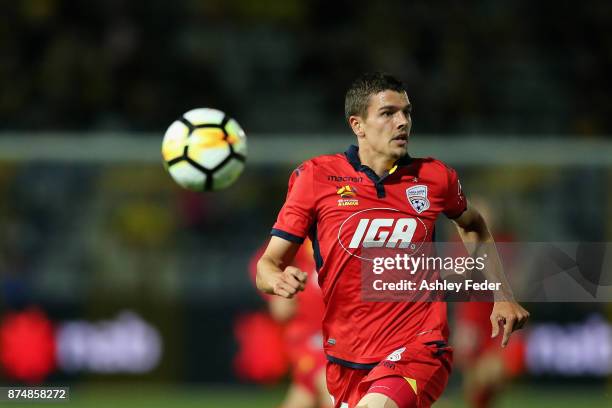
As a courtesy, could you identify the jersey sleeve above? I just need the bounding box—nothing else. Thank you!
[443,165,467,219]
[271,162,316,243]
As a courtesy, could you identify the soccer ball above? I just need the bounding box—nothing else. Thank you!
[162,108,247,191]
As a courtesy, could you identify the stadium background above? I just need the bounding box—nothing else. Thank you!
[0,0,611,406]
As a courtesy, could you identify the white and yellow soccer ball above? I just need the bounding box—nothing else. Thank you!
[162,108,247,191]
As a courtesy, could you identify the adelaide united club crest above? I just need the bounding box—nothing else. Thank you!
[406,185,430,213]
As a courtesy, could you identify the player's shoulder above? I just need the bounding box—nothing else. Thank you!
[411,156,457,174]
[295,153,348,174]
[305,153,346,167]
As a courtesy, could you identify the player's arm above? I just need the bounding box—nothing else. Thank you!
[452,203,530,347]
[268,296,298,322]
[256,236,308,298]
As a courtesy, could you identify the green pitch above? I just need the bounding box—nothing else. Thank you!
[6,384,610,408]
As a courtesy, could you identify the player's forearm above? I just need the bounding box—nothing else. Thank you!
[456,214,514,301]
[472,243,514,301]
[256,255,285,294]
[455,209,493,243]
[269,297,297,322]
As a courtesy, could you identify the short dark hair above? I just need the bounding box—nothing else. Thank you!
[344,72,406,120]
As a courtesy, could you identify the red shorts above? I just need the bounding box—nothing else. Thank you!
[326,341,452,408]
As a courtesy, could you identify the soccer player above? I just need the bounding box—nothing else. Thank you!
[256,72,529,408]
[247,240,331,408]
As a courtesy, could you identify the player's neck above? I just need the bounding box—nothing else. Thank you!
[358,148,397,178]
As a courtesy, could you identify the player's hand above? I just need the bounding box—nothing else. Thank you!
[491,301,529,347]
[272,266,307,298]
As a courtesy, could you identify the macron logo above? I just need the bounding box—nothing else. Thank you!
[327,175,363,183]
[348,218,417,249]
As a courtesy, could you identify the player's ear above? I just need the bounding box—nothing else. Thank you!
[349,115,365,138]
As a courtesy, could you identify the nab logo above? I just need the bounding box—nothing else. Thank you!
[338,208,428,260]
[348,218,417,248]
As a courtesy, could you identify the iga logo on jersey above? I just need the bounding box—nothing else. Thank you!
[337,208,428,260]
[406,185,430,213]
[348,218,417,248]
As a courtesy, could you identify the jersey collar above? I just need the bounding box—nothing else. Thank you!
[344,145,412,198]
[344,144,412,172]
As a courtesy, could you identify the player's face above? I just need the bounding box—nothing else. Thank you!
[361,90,412,160]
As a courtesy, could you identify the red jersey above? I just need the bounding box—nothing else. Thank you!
[271,145,466,365]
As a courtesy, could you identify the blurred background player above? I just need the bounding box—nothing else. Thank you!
[235,238,331,408]
[452,196,526,408]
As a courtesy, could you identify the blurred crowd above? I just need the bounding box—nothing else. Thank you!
[1,0,611,135]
